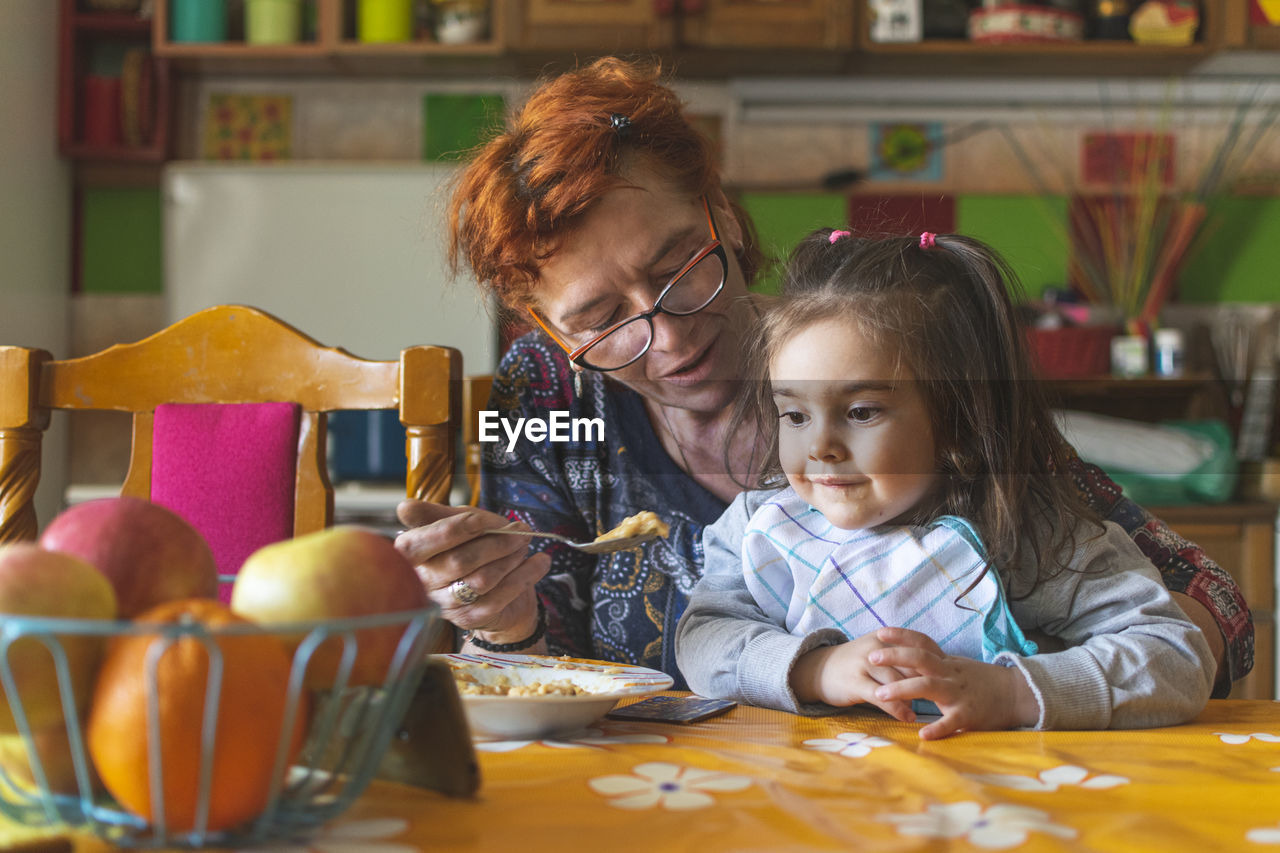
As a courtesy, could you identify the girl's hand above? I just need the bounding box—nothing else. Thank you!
[866,627,1040,740]
[790,633,917,723]
[394,500,550,643]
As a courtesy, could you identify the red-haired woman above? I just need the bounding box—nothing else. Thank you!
[394,57,1251,695]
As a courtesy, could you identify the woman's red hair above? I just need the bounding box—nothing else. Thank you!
[447,56,760,307]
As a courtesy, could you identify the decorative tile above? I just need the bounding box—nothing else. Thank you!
[869,121,945,183]
[202,93,293,161]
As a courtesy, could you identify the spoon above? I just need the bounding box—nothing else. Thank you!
[483,525,661,554]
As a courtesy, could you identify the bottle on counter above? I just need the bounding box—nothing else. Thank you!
[1153,328,1186,378]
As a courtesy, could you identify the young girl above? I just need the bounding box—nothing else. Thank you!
[675,230,1215,740]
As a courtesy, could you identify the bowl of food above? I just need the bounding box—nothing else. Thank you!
[439,653,674,740]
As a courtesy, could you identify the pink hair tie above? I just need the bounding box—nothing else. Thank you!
[828,230,852,244]
[919,232,937,249]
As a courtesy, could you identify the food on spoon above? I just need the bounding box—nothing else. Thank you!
[592,511,669,543]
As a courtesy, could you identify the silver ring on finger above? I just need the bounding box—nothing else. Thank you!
[450,578,481,606]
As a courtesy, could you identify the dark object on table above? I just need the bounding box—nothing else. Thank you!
[607,695,738,723]
[376,657,482,797]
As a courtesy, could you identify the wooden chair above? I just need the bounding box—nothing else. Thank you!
[0,304,461,545]
[461,374,494,507]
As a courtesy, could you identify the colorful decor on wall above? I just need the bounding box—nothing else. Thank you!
[1081,132,1175,187]
[202,94,293,161]
[869,122,945,183]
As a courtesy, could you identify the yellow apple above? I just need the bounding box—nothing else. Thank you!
[0,722,99,795]
[230,526,430,688]
[0,544,117,733]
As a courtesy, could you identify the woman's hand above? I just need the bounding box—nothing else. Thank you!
[394,500,550,645]
[867,627,1040,740]
[790,633,917,723]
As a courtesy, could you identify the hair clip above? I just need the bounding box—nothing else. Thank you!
[919,232,937,249]
[828,230,852,244]
[609,113,632,138]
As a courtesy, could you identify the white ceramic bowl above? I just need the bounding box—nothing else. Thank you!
[438,652,674,740]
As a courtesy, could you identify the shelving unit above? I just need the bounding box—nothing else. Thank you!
[1222,0,1280,49]
[850,1,1230,76]
[58,0,170,163]
[1046,373,1230,425]
[1048,372,1277,700]
[150,0,507,70]
[119,1,1271,79]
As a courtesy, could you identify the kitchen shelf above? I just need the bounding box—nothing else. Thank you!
[851,0,1228,76]
[70,9,152,35]
[858,40,1212,57]
[1045,372,1229,424]
[151,0,507,69]
[58,0,170,163]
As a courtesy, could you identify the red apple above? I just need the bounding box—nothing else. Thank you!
[0,544,117,733]
[39,497,218,618]
[230,526,430,688]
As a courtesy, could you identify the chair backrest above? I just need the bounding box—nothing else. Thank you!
[462,374,494,507]
[0,305,461,551]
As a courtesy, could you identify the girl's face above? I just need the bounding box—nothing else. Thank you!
[531,162,753,414]
[770,317,939,530]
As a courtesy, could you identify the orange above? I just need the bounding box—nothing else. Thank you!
[86,598,308,833]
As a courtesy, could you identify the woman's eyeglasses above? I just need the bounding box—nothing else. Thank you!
[529,196,727,372]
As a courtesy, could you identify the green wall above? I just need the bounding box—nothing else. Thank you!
[740,192,848,295]
[1178,197,1280,303]
[79,186,1280,303]
[956,195,1069,301]
[738,191,1279,304]
[81,187,162,294]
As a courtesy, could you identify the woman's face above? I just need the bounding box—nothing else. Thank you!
[531,165,753,414]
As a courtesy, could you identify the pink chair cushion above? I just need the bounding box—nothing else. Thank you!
[151,402,301,601]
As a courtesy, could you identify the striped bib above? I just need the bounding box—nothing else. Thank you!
[742,488,1036,663]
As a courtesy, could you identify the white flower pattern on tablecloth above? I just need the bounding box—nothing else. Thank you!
[881,801,1076,849]
[1248,821,1280,844]
[1214,731,1280,745]
[589,762,752,810]
[802,732,893,757]
[235,817,415,853]
[966,764,1129,792]
[474,726,669,752]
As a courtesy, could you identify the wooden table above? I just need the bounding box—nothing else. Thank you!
[7,695,1280,852]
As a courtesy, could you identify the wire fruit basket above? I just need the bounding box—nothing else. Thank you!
[0,605,440,848]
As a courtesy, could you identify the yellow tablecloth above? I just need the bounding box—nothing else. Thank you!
[6,697,1280,851]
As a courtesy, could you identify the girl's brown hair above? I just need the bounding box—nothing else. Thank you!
[735,230,1102,592]
[447,56,762,307]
